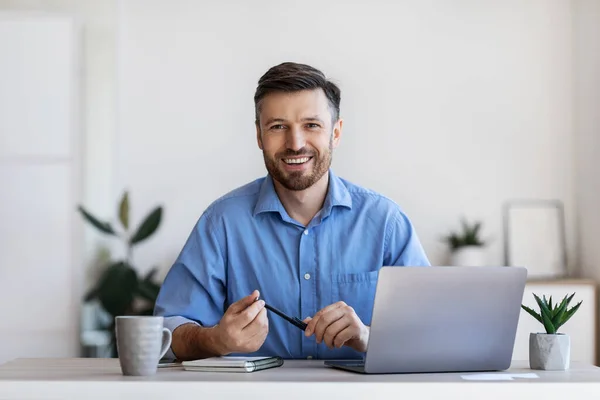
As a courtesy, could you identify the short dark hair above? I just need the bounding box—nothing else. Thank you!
[254,62,341,124]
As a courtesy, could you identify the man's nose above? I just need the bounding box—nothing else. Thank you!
[286,126,306,151]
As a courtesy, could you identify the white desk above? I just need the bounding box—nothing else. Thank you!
[1,358,600,400]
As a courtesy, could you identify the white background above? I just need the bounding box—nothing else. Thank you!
[0,12,81,362]
[0,0,599,363]
[116,0,575,274]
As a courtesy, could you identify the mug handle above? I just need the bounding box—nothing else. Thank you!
[159,327,172,360]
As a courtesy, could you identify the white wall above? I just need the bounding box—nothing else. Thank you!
[0,0,118,277]
[0,12,81,363]
[0,0,580,280]
[116,0,576,276]
[573,0,600,283]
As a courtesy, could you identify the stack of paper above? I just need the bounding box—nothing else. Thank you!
[182,356,283,373]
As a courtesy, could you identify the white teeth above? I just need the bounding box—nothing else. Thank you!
[284,157,310,164]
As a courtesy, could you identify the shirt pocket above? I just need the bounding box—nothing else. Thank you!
[331,270,379,326]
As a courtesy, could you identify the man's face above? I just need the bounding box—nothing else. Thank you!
[256,89,342,191]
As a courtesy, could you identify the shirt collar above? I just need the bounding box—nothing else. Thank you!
[253,169,352,217]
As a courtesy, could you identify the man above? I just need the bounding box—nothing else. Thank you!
[154,62,430,361]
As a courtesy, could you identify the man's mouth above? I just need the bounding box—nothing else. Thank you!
[283,156,312,165]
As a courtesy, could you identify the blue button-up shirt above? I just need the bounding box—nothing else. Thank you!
[154,169,430,360]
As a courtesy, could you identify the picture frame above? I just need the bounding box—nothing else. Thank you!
[502,199,567,279]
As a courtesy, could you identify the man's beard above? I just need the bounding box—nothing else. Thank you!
[263,141,333,191]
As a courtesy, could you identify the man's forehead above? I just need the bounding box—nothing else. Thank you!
[258,89,331,119]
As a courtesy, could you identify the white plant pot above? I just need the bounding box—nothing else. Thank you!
[449,246,486,266]
[529,333,570,370]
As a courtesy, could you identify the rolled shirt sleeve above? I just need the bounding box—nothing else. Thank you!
[154,210,226,360]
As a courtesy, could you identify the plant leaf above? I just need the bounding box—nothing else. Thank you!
[77,205,116,235]
[119,191,129,231]
[136,279,161,303]
[95,261,138,317]
[143,267,159,282]
[560,300,583,328]
[540,308,556,334]
[138,307,155,316]
[533,294,556,334]
[521,305,542,323]
[534,294,549,313]
[551,294,570,327]
[563,292,576,307]
[130,206,162,245]
[83,286,99,302]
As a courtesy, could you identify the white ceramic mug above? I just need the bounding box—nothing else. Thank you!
[115,316,172,376]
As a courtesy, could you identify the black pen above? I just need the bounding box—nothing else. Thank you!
[263,303,308,331]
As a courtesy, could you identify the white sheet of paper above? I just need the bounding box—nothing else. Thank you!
[461,373,539,381]
[509,373,540,379]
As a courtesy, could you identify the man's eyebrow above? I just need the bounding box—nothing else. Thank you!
[263,116,325,125]
[264,118,286,126]
[301,116,324,123]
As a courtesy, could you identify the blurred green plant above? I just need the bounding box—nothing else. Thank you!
[521,293,582,334]
[442,218,486,251]
[78,191,163,356]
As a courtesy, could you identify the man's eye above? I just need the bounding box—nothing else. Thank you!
[270,124,285,130]
[306,123,320,129]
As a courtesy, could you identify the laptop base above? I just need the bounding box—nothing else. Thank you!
[324,360,367,374]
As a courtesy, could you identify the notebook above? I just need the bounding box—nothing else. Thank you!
[182,356,284,373]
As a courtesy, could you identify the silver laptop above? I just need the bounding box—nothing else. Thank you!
[325,266,527,374]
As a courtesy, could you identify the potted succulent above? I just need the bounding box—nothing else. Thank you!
[521,293,582,370]
[442,218,487,266]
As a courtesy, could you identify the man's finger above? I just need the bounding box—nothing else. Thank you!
[322,316,351,348]
[305,302,345,336]
[243,307,269,337]
[314,301,346,319]
[239,298,266,328]
[313,308,345,343]
[228,290,260,314]
[333,325,356,348]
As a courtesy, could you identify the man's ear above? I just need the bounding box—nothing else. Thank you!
[256,121,263,150]
[331,118,343,149]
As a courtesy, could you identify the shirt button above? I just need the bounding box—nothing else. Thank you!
[304,273,311,280]
[303,229,309,235]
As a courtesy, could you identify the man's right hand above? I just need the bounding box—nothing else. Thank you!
[213,290,269,355]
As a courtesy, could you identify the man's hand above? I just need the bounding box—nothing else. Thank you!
[213,290,269,355]
[304,301,370,352]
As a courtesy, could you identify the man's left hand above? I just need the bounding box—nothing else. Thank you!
[304,302,369,353]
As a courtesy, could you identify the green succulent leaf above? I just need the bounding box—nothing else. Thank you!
[521,305,542,323]
[77,205,116,235]
[442,218,485,249]
[119,191,129,231]
[551,294,571,327]
[540,309,556,334]
[559,300,583,328]
[130,206,162,245]
[534,294,556,334]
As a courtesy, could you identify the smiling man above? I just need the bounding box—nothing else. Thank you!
[154,62,430,361]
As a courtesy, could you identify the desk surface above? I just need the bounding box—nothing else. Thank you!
[1,358,600,400]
